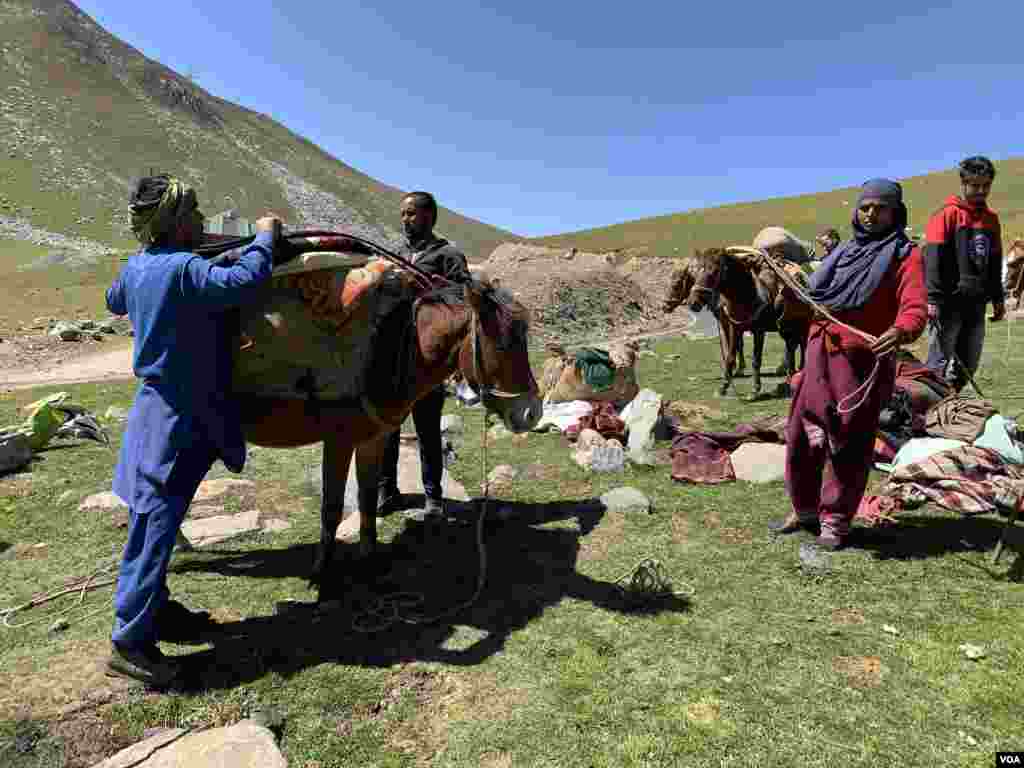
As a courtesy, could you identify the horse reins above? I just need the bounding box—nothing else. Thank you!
[197,229,440,293]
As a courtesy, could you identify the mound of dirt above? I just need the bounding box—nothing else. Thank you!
[478,243,686,344]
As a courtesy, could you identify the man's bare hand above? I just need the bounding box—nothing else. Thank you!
[255,213,283,241]
[927,303,939,320]
[869,326,904,356]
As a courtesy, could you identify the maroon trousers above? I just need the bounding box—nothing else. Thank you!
[785,335,894,538]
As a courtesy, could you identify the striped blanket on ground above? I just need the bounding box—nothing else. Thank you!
[880,445,1024,518]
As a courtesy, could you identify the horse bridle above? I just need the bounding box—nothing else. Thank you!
[469,307,534,411]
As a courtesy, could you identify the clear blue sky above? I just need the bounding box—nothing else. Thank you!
[74,0,1022,237]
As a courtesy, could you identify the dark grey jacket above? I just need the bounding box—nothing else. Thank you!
[405,236,470,284]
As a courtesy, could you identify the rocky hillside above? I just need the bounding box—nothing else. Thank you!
[0,0,514,261]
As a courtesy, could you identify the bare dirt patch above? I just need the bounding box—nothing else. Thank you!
[0,334,133,391]
[831,607,866,626]
[478,243,686,346]
[719,527,754,545]
[686,698,722,725]
[579,512,626,562]
[383,666,529,766]
[702,510,722,528]
[0,639,134,721]
[671,515,692,546]
[832,656,884,688]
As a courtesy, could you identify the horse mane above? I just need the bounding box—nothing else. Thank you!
[364,277,529,402]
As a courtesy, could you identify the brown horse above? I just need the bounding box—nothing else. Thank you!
[237,277,542,587]
[1004,239,1024,309]
[666,249,808,396]
[662,260,748,375]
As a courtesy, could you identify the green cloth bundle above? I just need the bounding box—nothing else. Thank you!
[574,347,616,393]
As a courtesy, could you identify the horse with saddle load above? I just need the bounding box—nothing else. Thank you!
[198,230,543,587]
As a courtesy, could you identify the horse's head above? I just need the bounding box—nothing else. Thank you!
[662,262,695,314]
[458,279,542,433]
[686,248,727,313]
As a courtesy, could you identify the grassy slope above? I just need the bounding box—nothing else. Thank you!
[2,330,1022,767]
[534,158,1024,257]
[0,0,512,260]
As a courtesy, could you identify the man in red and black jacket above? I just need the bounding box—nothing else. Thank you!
[924,155,1005,391]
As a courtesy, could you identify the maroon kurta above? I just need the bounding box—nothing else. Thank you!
[785,247,927,538]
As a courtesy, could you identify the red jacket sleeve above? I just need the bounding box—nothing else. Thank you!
[894,247,927,340]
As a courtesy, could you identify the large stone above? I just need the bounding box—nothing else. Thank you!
[78,491,127,511]
[92,720,286,768]
[730,443,787,483]
[483,464,518,492]
[600,486,652,515]
[623,389,663,465]
[193,478,256,502]
[180,510,261,547]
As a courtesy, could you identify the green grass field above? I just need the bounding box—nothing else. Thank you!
[2,329,1022,767]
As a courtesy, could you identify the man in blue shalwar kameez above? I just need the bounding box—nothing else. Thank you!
[104,174,282,687]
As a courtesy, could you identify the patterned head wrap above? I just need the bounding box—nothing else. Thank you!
[129,174,199,246]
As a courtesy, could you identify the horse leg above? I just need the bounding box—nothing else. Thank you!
[719,323,735,396]
[736,332,746,376]
[355,436,389,564]
[311,435,354,588]
[752,331,765,395]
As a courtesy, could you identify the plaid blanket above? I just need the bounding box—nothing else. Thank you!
[882,445,1024,517]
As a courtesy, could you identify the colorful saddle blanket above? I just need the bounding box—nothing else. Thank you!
[232,254,412,400]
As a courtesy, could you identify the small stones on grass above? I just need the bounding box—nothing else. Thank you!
[882,624,900,636]
[600,486,652,515]
[78,491,126,511]
[959,643,986,660]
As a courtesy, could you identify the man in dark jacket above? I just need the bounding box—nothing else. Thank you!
[925,155,1005,390]
[378,191,470,517]
[105,174,282,687]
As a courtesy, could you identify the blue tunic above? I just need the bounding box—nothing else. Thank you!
[107,232,274,508]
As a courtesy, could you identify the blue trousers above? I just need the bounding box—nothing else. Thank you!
[111,443,216,650]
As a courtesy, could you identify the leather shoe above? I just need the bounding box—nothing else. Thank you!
[106,642,181,689]
[768,513,817,535]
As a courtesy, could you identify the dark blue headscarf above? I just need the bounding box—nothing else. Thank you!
[808,179,913,311]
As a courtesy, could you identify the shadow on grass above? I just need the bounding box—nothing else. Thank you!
[171,497,690,692]
[854,514,1016,562]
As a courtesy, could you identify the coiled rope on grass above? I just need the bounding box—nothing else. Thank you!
[0,559,119,629]
[612,557,695,609]
[350,408,492,633]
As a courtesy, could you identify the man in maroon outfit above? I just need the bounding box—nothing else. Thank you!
[770,179,927,550]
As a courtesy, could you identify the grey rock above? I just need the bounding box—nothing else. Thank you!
[600,486,652,515]
[798,542,831,573]
[180,510,261,547]
[731,443,787,483]
[92,720,286,768]
[78,491,127,511]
